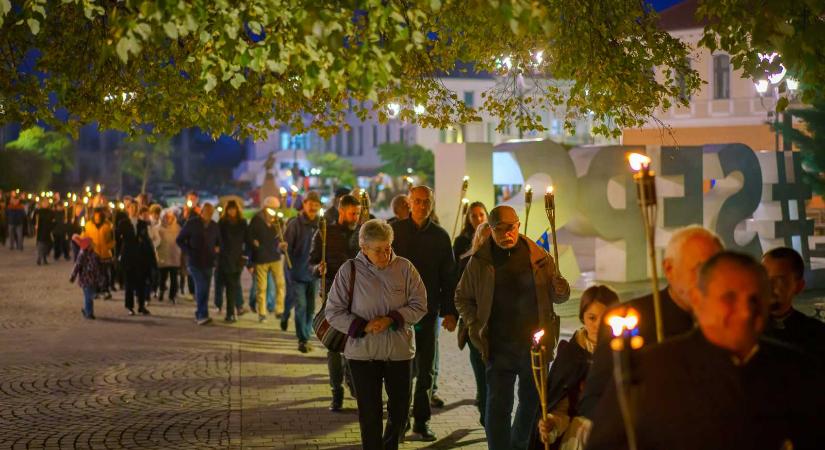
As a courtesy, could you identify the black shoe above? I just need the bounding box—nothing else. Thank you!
[430,393,445,408]
[298,342,309,353]
[170,297,177,305]
[329,388,344,412]
[280,320,288,331]
[412,423,437,442]
[36,260,41,266]
[138,307,151,315]
[126,308,136,316]
[82,308,96,319]
[224,316,236,323]
[275,313,283,320]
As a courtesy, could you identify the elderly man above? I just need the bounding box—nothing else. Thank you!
[387,194,410,224]
[176,203,221,325]
[247,196,289,322]
[587,252,824,450]
[456,205,570,450]
[578,225,723,420]
[761,247,825,364]
[390,185,458,441]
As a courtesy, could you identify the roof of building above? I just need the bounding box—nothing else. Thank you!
[437,61,495,80]
[657,0,709,31]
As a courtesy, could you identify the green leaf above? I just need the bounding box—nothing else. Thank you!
[27,18,40,35]
[204,73,217,92]
[116,36,132,63]
[163,22,178,39]
[230,72,245,89]
[0,0,10,16]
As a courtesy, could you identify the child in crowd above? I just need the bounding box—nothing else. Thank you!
[70,234,107,319]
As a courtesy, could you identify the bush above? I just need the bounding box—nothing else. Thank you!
[0,149,52,191]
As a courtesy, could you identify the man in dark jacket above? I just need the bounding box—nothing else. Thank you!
[455,205,570,450]
[309,193,361,411]
[762,247,825,364]
[390,185,458,441]
[177,203,221,325]
[217,201,247,322]
[6,194,27,251]
[33,198,56,265]
[587,252,825,450]
[247,196,288,322]
[283,191,322,352]
[116,202,156,316]
[578,225,723,421]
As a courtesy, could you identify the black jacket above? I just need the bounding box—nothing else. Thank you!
[391,217,457,317]
[309,221,359,296]
[246,212,283,264]
[177,217,221,269]
[33,208,55,242]
[284,212,320,283]
[578,288,694,419]
[116,217,156,272]
[217,218,247,273]
[764,308,825,364]
[587,330,825,450]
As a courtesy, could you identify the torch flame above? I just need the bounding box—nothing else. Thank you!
[525,184,532,193]
[463,175,469,182]
[533,329,545,345]
[266,208,277,216]
[547,186,554,194]
[607,308,641,337]
[461,198,470,205]
[628,153,652,172]
[279,187,287,195]
[290,185,299,193]
[81,217,86,227]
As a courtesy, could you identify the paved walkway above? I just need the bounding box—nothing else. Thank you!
[2,248,589,449]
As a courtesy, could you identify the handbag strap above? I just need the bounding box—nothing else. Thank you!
[347,259,356,313]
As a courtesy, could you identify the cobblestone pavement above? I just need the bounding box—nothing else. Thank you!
[0,247,584,449]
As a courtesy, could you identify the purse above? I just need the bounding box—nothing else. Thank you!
[313,259,356,352]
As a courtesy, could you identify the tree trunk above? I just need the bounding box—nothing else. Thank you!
[141,157,150,195]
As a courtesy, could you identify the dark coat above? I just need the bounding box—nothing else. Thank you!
[284,212,320,283]
[391,217,457,317]
[764,308,825,364]
[246,212,283,264]
[116,218,156,273]
[586,330,825,450]
[176,217,221,269]
[5,205,26,226]
[578,288,694,418]
[309,221,359,296]
[217,218,247,273]
[33,208,56,242]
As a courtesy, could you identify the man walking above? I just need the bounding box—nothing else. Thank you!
[455,205,570,450]
[116,202,156,316]
[283,191,322,352]
[390,185,458,441]
[309,194,361,411]
[177,203,221,325]
[247,196,288,322]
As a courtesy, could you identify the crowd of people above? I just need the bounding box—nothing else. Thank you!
[3,183,825,450]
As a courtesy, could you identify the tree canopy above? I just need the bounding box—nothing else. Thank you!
[378,142,434,185]
[5,125,73,173]
[307,151,355,192]
[1,0,700,140]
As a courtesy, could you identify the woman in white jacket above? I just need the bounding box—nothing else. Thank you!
[325,219,427,450]
[154,209,181,303]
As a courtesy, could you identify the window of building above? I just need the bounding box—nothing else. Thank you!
[385,124,391,143]
[439,128,447,143]
[358,126,364,155]
[713,54,730,100]
[372,125,378,147]
[346,128,354,156]
[463,91,474,107]
[280,132,290,151]
[335,131,343,155]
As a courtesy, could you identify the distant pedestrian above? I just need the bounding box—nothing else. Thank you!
[6,194,26,251]
[155,209,181,303]
[70,235,107,320]
[217,200,248,322]
[85,207,115,299]
[247,196,288,322]
[116,202,156,316]
[33,198,56,265]
[177,202,221,325]
[52,201,71,261]
[283,191,321,351]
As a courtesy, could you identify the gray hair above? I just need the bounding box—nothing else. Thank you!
[664,225,723,262]
[359,219,394,246]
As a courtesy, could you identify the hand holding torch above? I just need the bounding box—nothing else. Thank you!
[523,184,533,235]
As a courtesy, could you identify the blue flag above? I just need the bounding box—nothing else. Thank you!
[536,229,551,252]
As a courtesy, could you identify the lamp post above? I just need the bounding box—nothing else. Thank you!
[628,153,664,344]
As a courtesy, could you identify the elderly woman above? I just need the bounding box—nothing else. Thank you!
[325,219,427,450]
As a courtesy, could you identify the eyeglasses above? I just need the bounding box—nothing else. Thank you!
[412,198,432,206]
[492,222,519,234]
[365,245,392,255]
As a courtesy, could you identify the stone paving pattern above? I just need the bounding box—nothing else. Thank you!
[0,248,589,449]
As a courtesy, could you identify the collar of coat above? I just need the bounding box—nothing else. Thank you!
[471,235,551,270]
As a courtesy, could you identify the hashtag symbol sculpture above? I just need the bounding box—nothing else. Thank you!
[771,150,814,265]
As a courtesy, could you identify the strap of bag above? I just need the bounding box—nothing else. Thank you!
[346,259,356,313]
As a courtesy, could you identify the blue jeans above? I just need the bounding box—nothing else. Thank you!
[289,279,318,343]
[82,286,95,316]
[189,265,213,320]
[8,224,23,250]
[248,271,275,313]
[485,346,538,450]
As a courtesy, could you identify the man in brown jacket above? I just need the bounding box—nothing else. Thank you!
[455,205,570,450]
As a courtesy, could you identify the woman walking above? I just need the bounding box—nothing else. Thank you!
[155,209,182,303]
[33,198,55,265]
[533,285,619,450]
[217,200,247,322]
[325,219,427,450]
[85,207,115,299]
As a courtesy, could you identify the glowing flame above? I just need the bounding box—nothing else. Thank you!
[279,187,287,195]
[108,202,115,209]
[463,175,470,182]
[118,202,125,210]
[628,153,651,172]
[82,197,89,205]
[277,212,284,219]
[607,308,641,337]
[461,198,470,205]
[95,184,101,193]
[81,217,86,227]
[266,208,277,216]
[533,329,545,345]
[290,185,299,193]
[525,184,532,193]
[186,200,193,208]
[547,186,554,195]
[319,208,325,217]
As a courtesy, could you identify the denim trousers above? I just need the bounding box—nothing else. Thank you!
[82,286,95,316]
[288,279,318,343]
[485,345,539,450]
[189,265,213,320]
[8,224,23,250]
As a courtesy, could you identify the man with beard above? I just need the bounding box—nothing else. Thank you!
[309,194,362,411]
